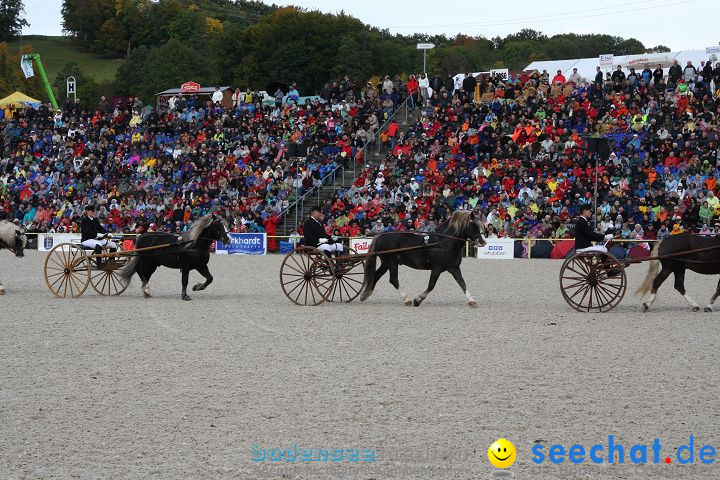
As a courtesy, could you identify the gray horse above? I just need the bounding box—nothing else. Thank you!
[0,220,27,295]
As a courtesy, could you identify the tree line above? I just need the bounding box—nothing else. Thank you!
[1,0,671,106]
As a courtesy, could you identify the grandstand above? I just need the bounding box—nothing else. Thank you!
[2,58,720,252]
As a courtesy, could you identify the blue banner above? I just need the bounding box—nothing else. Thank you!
[215,233,266,255]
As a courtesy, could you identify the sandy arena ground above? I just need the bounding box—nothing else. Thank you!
[2,251,720,479]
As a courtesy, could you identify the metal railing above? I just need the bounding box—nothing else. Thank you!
[277,94,416,235]
[278,164,347,235]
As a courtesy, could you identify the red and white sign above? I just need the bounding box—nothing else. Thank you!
[180,81,201,93]
[350,237,373,255]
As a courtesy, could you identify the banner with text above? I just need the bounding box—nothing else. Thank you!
[216,233,266,255]
[38,233,81,251]
[350,238,373,255]
[476,238,515,260]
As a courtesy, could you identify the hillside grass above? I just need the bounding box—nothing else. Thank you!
[7,35,123,84]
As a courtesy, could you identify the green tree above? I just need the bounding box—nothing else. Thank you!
[114,38,215,103]
[61,0,114,47]
[647,45,671,53]
[0,0,28,41]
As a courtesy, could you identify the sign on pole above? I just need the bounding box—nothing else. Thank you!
[66,76,76,102]
[20,55,34,78]
[416,43,435,74]
[599,54,614,68]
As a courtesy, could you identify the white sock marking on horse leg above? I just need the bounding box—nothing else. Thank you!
[398,288,411,304]
[0,283,4,295]
[465,290,477,307]
[684,294,699,309]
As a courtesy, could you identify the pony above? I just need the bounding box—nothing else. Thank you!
[636,233,720,312]
[359,211,486,307]
[0,220,27,295]
[119,213,230,300]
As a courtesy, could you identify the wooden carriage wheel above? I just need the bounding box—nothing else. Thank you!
[327,248,366,303]
[44,243,91,298]
[559,252,627,313]
[90,246,131,296]
[280,248,336,305]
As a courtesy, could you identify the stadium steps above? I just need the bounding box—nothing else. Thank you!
[278,103,422,236]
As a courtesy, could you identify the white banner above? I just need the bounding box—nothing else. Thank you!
[706,46,720,55]
[350,237,373,255]
[38,233,81,251]
[20,55,34,79]
[599,54,614,67]
[476,238,515,260]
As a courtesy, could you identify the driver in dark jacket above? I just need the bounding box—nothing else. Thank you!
[575,204,613,252]
[302,208,343,254]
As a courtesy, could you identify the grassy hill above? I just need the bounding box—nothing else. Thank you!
[7,35,123,84]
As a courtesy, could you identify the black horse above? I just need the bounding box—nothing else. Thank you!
[119,214,230,300]
[359,211,486,307]
[636,233,720,312]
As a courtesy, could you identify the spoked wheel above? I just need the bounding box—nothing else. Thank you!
[90,247,131,296]
[327,248,366,303]
[280,248,336,305]
[559,252,627,312]
[44,243,91,298]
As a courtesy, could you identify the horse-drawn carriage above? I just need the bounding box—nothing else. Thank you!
[559,236,720,313]
[43,240,163,298]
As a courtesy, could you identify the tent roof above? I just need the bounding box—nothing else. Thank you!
[525,49,716,83]
[0,91,41,108]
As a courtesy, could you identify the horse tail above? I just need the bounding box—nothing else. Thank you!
[359,241,378,301]
[635,240,661,297]
[118,255,140,281]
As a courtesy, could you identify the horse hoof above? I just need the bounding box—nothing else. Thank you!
[468,301,478,308]
[0,288,5,295]
[182,295,191,301]
[692,306,700,312]
[404,300,413,306]
[192,285,200,291]
[704,307,713,313]
[413,299,421,307]
[642,303,649,312]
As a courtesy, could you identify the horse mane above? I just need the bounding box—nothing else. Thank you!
[181,214,215,246]
[439,210,473,236]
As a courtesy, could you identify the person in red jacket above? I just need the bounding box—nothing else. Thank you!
[551,69,566,85]
[263,212,279,252]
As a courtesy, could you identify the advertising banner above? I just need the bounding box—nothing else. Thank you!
[37,233,81,251]
[350,238,373,255]
[476,238,515,260]
[216,233,266,255]
[599,54,614,67]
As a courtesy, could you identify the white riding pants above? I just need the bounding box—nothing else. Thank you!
[576,245,607,254]
[317,243,344,253]
[81,239,118,250]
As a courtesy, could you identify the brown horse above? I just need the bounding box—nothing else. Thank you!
[636,233,720,312]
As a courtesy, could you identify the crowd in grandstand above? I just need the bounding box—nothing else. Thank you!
[3,58,720,251]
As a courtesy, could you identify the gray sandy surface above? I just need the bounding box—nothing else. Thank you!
[1,251,719,480]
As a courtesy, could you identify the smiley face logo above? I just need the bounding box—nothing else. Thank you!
[488,438,516,468]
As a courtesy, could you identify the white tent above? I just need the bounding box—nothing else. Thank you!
[525,49,716,83]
